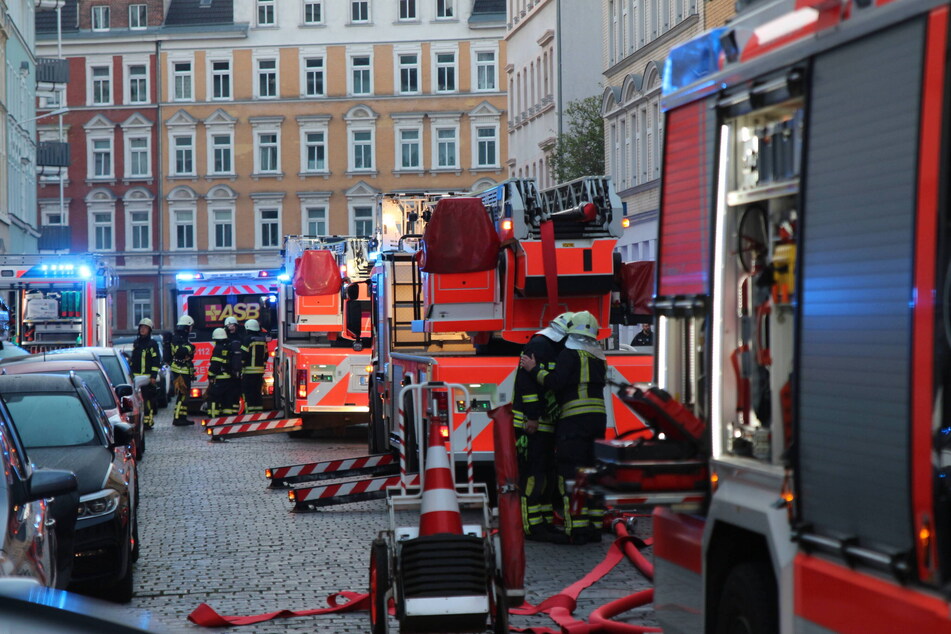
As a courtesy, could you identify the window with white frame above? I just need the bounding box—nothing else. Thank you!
[436,0,454,18]
[41,206,65,226]
[127,136,150,178]
[258,0,275,25]
[475,125,498,168]
[351,0,369,23]
[398,128,421,170]
[211,134,233,174]
[129,4,147,29]
[129,209,151,250]
[131,290,152,326]
[304,206,327,236]
[351,55,371,95]
[173,208,195,249]
[127,64,148,104]
[257,58,277,98]
[257,207,281,248]
[212,208,234,249]
[398,53,419,94]
[435,127,457,168]
[304,132,326,172]
[90,137,113,178]
[92,5,110,31]
[352,130,373,171]
[91,66,111,105]
[399,0,416,20]
[353,206,373,236]
[91,210,113,251]
[435,52,456,92]
[172,135,194,175]
[304,58,324,97]
[173,61,193,101]
[211,60,231,100]
[256,132,280,174]
[304,0,324,24]
[475,51,496,91]
[41,90,63,109]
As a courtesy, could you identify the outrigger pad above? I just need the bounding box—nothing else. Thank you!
[293,250,342,296]
[418,198,500,274]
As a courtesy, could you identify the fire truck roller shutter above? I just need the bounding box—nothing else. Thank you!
[418,198,501,274]
[619,261,655,324]
[292,251,343,296]
[797,18,924,556]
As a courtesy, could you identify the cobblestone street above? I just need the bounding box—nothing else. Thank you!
[113,407,656,633]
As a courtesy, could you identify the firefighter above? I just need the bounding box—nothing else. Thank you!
[222,316,245,413]
[207,327,237,416]
[241,318,268,413]
[170,315,196,426]
[131,317,161,429]
[512,312,573,543]
[520,310,607,545]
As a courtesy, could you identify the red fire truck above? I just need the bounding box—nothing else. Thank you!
[621,0,951,631]
[175,270,279,408]
[273,236,373,430]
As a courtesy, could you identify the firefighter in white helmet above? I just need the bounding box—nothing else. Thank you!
[207,327,239,417]
[131,317,161,428]
[170,315,196,426]
[520,310,607,545]
[240,319,268,413]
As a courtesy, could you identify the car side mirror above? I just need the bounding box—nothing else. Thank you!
[111,422,135,448]
[115,384,133,398]
[120,395,134,414]
[26,469,78,503]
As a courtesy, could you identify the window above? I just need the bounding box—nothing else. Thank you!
[129,4,147,29]
[173,135,194,175]
[436,128,457,168]
[352,130,373,170]
[128,137,150,177]
[304,58,324,97]
[259,208,280,248]
[130,210,150,250]
[351,0,369,23]
[354,206,373,236]
[92,211,113,250]
[173,209,194,249]
[211,60,231,100]
[436,0,454,18]
[352,56,371,95]
[257,59,277,98]
[211,134,232,174]
[304,1,324,24]
[212,209,234,249]
[257,133,279,173]
[131,290,152,325]
[42,90,62,109]
[92,138,113,177]
[398,54,419,94]
[92,5,110,31]
[399,128,420,169]
[436,52,456,92]
[173,61,192,101]
[128,64,147,104]
[91,66,111,105]
[304,132,326,172]
[43,209,64,225]
[305,207,326,236]
[258,0,275,25]
[399,0,416,20]
[476,126,498,167]
[475,51,496,91]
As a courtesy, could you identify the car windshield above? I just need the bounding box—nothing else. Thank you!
[43,370,115,408]
[3,392,97,448]
[97,355,125,386]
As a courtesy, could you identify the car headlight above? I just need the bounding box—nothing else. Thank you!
[77,489,120,519]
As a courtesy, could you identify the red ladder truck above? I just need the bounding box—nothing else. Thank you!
[593,0,951,631]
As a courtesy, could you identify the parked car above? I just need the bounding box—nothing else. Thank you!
[0,401,77,590]
[0,341,30,360]
[113,335,171,408]
[42,348,145,458]
[0,356,142,460]
[0,374,138,603]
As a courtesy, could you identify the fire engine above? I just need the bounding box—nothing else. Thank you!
[174,270,279,408]
[597,0,951,631]
[273,236,373,430]
[367,181,653,461]
[0,256,116,353]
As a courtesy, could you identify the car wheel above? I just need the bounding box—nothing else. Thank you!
[138,426,146,458]
[108,542,135,604]
[131,516,140,563]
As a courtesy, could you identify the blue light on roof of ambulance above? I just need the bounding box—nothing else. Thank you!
[662,27,726,95]
[268,295,277,303]
[277,273,291,283]
[176,272,197,281]
[78,265,92,279]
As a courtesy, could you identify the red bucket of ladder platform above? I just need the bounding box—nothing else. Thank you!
[418,420,463,537]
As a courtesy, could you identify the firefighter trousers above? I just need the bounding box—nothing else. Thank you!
[138,380,158,428]
[242,373,264,413]
[172,373,191,422]
[209,377,241,416]
[555,413,607,536]
[517,429,556,535]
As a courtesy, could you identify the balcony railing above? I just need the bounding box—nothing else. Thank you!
[36,141,70,168]
[36,58,69,86]
[38,226,71,252]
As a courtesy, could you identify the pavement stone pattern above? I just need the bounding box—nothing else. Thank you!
[112,407,657,633]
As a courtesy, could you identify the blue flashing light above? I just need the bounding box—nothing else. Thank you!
[268,295,277,303]
[78,265,92,279]
[176,272,203,282]
[662,27,725,96]
[277,273,291,283]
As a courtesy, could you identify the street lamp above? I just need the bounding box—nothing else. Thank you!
[11,108,68,129]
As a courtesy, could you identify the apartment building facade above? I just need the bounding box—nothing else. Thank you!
[504,0,602,190]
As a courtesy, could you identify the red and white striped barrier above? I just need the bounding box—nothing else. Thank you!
[202,411,283,427]
[207,418,303,439]
[289,474,420,511]
[419,419,463,536]
[265,453,398,488]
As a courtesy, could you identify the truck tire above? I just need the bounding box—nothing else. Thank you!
[369,538,390,634]
[714,561,777,634]
[367,376,387,454]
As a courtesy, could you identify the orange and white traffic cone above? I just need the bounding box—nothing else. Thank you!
[418,419,463,536]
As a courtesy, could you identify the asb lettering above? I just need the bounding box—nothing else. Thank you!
[203,303,261,324]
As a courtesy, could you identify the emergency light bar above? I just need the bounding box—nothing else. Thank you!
[26,263,95,279]
[662,27,725,95]
[176,272,204,281]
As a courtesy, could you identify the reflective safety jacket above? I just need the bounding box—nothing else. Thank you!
[170,328,195,376]
[531,348,607,420]
[512,334,562,433]
[241,333,268,374]
[209,340,241,380]
[131,335,160,379]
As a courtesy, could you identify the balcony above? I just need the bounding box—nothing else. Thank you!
[36,141,70,175]
[36,58,69,89]
[38,226,71,252]
[35,0,66,10]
